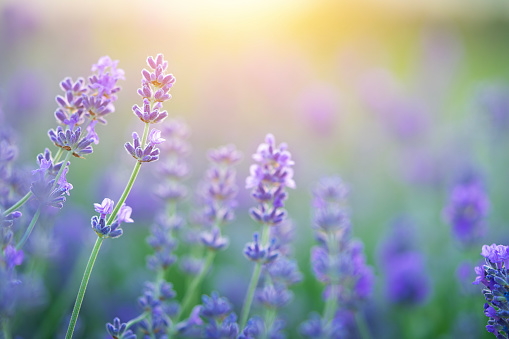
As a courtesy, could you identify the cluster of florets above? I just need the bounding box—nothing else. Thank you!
[257,221,302,310]
[474,244,509,338]
[443,174,489,245]
[301,176,374,338]
[30,149,72,208]
[106,317,136,339]
[137,281,179,337]
[137,53,175,106]
[54,56,124,144]
[246,134,295,226]
[190,144,242,254]
[47,126,94,158]
[133,53,175,125]
[91,198,133,238]
[177,292,239,338]
[124,129,165,163]
[377,219,431,306]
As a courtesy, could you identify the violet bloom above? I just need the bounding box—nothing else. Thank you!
[91,199,133,239]
[138,53,176,105]
[377,219,431,306]
[124,131,162,163]
[302,176,373,338]
[176,292,239,338]
[473,243,509,338]
[47,126,94,158]
[443,174,489,245]
[133,98,168,124]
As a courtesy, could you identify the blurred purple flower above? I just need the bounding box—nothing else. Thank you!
[443,174,489,246]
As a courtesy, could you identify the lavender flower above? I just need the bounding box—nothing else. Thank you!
[47,126,94,158]
[138,53,176,105]
[132,98,168,124]
[301,176,374,338]
[176,292,239,338]
[474,243,509,338]
[378,219,431,306]
[106,317,136,339]
[124,130,164,163]
[91,199,133,239]
[443,174,489,245]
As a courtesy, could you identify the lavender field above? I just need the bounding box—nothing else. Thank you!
[1,1,509,338]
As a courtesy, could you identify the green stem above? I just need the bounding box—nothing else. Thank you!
[177,250,216,321]
[36,246,89,339]
[355,311,372,339]
[15,208,41,250]
[323,284,338,323]
[65,124,150,339]
[65,237,104,339]
[107,123,149,225]
[53,148,64,163]
[2,317,12,339]
[125,312,149,330]
[240,225,270,330]
[3,191,32,216]
[262,307,277,339]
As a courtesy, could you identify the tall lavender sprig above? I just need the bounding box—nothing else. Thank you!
[3,56,125,259]
[110,118,192,339]
[177,144,242,321]
[240,133,295,330]
[300,176,374,339]
[66,53,174,339]
[473,243,509,338]
[443,174,489,246]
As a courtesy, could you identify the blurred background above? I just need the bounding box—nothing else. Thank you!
[2,0,509,337]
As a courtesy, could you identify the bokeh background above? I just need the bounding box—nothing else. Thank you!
[2,0,509,338]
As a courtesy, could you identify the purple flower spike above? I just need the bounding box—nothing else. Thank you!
[94,198,114,218]
[3,245,24,269]
[125,131,162,163]
[443,174,489,245]
[48,126,94,158]
[200,227,229,251]
[244,233,278,263]
[138,53,175,104]
[473,243,509,336]
[106,317,136,339]
[208,144,243,166]
[132,98,168,124]
[82,95,113,124]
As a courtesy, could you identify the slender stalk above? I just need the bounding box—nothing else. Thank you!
[107,122,149,225]
[355,311,372,339]
[15,208,41,250]
[65,123,150,339]
[239,225,270,329]
[3,191,32,216]
[53,148,64,163]
[262,307,277,339]
[177,250,216,321]
[125,312,149,330]
[2,318,12,339]
[37,246,89,339]
[65,237,104,339]
[323,284,338,323]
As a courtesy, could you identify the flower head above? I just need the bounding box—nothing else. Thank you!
[124,131,162,163]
